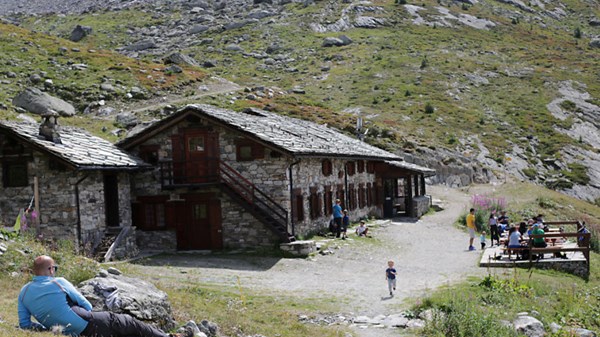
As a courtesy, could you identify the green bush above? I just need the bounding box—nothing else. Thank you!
[574,27,582,39]
[562,163,590,185]
[425,103,435,114]
[522,168,537,179]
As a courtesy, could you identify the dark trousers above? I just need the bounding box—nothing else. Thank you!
[72,306,168,337]
[489,225,499,245]
[333,217,342,238]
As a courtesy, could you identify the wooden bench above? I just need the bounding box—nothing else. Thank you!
[528,229,591,273]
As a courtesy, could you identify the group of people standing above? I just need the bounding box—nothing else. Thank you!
[331,199,369,239]
[468,208,551,253]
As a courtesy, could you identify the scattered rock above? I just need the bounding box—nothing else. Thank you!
[163,52,199,67]
[115,112,138,128]
[70,24,92,42]
[513,315,545,337]
[121,40,157,52]
[589,39,600,48]
[12,87,76,117]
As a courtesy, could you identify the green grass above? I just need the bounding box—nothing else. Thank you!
[414,258,600,336]
[0,235,349,337]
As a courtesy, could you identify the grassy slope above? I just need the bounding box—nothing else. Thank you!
[9,0,600,161]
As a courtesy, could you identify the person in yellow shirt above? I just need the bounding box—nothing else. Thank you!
[466,208,477,251]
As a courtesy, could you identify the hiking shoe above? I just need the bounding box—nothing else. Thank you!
[390,291,393,296]
[468,246,476,251]
[184,320,201,336]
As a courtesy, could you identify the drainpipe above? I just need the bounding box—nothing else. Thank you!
[75,174,89,250]
[288,159,301,237]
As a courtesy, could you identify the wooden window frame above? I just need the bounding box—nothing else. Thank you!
[2,160,28,188]
[322,159,333,176]
[346,161,356,176]
[133,196,169,230]
[139,145,160,165]
[236,139,265,162]
[357,160,365,173]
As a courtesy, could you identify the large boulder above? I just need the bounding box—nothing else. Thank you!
[12,87,76,117]
[589,39,600,48]
[78,271,176,331]
[163,52,199,67]
[513,315,545,337]
[70,25,92,42]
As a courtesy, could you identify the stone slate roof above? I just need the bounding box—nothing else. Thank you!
[385,160,436,177]
[120,104,402,161]
[0,121,146,170]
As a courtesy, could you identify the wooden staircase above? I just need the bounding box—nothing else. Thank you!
[219,161,294,243]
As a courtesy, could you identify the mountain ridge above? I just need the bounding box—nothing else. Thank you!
[1,0,599,203]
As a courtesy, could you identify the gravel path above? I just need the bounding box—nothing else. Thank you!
[131,185,486,336]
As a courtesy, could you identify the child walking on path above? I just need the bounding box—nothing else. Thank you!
[385,260,397,296]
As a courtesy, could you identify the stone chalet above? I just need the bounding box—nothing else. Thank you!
[0,105,435,254]
[117,104,435,251]
[0,113,147,252]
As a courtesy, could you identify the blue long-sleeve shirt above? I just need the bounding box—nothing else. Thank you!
[18,276,93,336]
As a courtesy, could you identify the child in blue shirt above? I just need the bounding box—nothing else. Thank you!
[385,260,397,296]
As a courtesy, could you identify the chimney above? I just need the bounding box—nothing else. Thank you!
[39,110,62,144]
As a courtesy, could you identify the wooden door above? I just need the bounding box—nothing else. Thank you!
[178,195,222,250]
[184,131,218,183]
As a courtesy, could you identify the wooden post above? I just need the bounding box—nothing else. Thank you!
[34,176,40,235]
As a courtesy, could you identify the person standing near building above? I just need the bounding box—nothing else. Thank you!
[332,199,343,238]
[466,208,477,251]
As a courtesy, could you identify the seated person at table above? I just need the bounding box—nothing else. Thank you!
[507,226,522,248]
[532,223,547,248]
[497,210,509,234]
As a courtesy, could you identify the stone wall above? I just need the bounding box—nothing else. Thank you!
[220,192,280,248]
[412,196,431,218]
[136,229,177,251]
[291,158,378,236]
[0,151,133,251]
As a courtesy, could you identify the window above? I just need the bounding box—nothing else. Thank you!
[3,161,28,187]
[322,159,332,176]
[358,184,366,208]
[309,190,322,219]
[357,160,365,173]
[133,196,168,230]
[323,186,332,216]
[348,184,356,210]
[236,139,264,162]
[139,145,160,165]
[238,145,253,161]
[367,161,375,173]
[188,136,205,152]
[346,162,355,176]
[366,183,372,206]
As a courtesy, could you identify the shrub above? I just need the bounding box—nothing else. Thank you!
[459,195,507,231]
[425,103,434,114]
[562,163,590,185]
[560,100,577,112]
[420,57,428,69]
[574,27,582,38]
[396,0,407,4]
[522,168,536,179]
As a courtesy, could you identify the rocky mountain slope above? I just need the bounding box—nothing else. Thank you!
[1,0,600,203]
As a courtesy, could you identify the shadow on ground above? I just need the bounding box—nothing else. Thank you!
[132,251,282,272]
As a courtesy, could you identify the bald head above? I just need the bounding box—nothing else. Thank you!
[33,255,54,276]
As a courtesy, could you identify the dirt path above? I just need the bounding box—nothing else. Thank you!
[130,185,486,336]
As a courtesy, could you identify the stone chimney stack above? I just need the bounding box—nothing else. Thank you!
[39,110,62,144]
